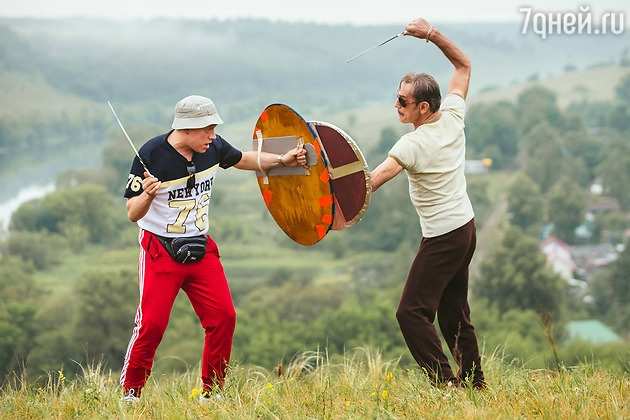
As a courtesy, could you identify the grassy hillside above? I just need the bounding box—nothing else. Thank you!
[1,350,628,419]
[473,65,630,107]
[0,71,99,120]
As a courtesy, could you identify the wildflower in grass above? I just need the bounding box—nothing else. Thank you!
[381,389,389,400]
[58,370,65,387]
[189,387,202,400]
[385,372,394,383]
[265,382,273,390]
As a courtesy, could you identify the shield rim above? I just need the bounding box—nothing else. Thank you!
[309,120,371,229]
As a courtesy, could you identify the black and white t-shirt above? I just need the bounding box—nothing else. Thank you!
[124,131,242,237]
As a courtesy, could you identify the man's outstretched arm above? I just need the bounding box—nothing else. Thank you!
[234,147,307,171]
[405,18,471,99]
[370,157,404,192]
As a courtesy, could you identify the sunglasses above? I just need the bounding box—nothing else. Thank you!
[186,162,196,191]
[396,94,418,108]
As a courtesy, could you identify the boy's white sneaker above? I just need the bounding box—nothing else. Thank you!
[120,388,141,404]
[199,391,223,404]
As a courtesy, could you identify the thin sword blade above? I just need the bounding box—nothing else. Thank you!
[107,100,151,175]
[346,32,404,63]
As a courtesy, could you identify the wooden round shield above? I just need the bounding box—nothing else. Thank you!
[309,121,371,230]
[253,104,334,246]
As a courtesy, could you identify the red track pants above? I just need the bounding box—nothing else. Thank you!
[120,230,236,393]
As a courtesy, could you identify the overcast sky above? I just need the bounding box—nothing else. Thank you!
[0,0,627,24]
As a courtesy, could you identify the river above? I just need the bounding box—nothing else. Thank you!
[0,143,104,234]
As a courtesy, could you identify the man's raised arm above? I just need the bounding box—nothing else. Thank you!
[404,18,471,99]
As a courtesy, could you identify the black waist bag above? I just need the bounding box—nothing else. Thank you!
[157,235,207,264]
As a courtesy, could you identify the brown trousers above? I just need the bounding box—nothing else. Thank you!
[396,218,485,387]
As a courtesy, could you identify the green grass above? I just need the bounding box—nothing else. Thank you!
[1,349,628,419]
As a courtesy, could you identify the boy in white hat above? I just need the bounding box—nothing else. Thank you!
[120,95,306,402]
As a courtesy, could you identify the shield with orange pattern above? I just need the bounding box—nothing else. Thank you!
[252,105,370,245]
[252,104,334,246]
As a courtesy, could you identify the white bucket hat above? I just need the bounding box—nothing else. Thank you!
[171,95,224,129]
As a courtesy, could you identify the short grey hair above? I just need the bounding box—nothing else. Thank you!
[400,73,441,112]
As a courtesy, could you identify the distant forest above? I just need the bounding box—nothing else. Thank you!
[1,17,628,166]
[2,18,629,112]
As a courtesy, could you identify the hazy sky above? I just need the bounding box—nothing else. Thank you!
[0,0,628,24]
